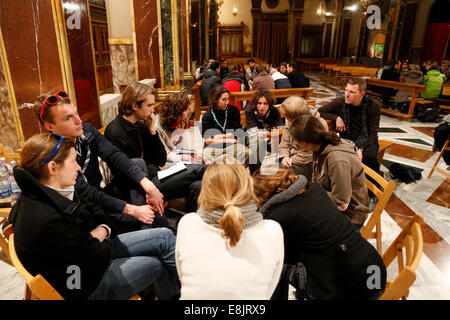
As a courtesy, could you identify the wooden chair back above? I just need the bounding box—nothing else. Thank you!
[0,222,13,260]
[9,233,64,300]
[360,164,396,254]
[379,214,424,300]
[0,144,11,163]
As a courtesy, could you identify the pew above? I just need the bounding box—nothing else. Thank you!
[365,78,426,120]
[192,85,317,121]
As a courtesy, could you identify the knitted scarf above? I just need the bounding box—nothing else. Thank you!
[198,201,263,229]
[259,175,308,218]
[342,95,369,149]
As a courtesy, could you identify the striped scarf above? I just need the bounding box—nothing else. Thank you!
[75,134,90,182]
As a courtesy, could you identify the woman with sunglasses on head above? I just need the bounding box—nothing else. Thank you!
[6,133,179,300]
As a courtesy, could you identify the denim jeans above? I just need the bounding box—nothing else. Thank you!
[88,227,179,300]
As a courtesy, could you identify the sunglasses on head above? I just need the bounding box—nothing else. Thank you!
[40,133,65,167]
[40,91,69,124]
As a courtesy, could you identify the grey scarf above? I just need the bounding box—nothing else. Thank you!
[259,175,308,218]
[198,201,263,229]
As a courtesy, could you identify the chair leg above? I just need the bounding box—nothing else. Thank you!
[428,139,449,179]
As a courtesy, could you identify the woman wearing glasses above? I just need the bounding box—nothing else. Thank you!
[7,133,179,300]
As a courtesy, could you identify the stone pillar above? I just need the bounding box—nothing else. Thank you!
[0,29,21,153]
[0,0,67,139]
[106,0,136,93]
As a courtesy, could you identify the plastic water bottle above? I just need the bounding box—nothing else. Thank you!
[0,158,10,199]
[9,161,21,204]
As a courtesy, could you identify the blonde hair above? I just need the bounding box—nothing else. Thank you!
[198,157,256,247]
[281,96,310,119]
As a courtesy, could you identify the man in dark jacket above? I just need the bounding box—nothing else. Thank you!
[34,91,164,234]
[319,77,381,174]
[379,59,401,106]
[200,61,222,105]
[287,62,310,88]
[105,87,206,232]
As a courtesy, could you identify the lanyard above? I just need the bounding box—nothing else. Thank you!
[211,106,228,133]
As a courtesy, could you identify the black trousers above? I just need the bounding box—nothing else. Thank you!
[105,158,206,234]
[362,142,380,174]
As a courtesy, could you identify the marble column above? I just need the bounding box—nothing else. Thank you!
[0,0,66,139]
[109,42,136,93]
[0,52,19,154]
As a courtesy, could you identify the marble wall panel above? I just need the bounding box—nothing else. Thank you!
[0,59,19,153]
[62,0,101,129]
[110,44,136,93]
[161,0,174,87]
[133,0,162,88]
[0,0,65,139]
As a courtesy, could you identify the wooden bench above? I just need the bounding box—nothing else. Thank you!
[230,87,316,107]
[366,78,426,120]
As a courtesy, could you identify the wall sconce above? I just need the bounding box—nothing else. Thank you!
[316,0,325,17]
[232,1,238,16]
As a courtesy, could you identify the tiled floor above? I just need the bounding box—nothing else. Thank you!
[1,73,449,300]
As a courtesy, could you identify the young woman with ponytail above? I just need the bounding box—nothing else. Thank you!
[175,156,284,299]
[289,115,370,229]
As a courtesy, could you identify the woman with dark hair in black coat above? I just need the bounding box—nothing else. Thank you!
[253,168,387,300]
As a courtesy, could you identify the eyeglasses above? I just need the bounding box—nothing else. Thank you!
[40,133,64,167]
[40,91,69,124]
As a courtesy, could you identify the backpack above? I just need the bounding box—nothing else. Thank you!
[388,163,422,184]
[416,103,440,122]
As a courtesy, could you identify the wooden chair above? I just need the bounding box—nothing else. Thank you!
[0,221,12,260]
[379,214,424,300]
[427,137,450,183]
[360,164,396,255]
[9,233,141,300]
[9,233,63,300]
[0,143,12,163]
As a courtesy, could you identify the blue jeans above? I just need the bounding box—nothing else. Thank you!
[88,227,179,300]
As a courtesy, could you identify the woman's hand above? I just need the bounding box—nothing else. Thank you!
[90,226,109,243]
[281,157,292,168]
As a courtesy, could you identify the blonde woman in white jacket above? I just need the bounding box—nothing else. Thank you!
[175,156,284,300]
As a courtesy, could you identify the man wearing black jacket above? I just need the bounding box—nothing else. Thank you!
[200,61,222,105]
[287,62,310,88]
[35,91,164,233]
[105,83,206,232]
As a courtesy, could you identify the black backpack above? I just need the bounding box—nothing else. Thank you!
[388,163,422,184]
[416,103,440,122]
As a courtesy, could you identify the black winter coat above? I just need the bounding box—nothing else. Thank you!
[259,178,386,300]
[200,69,222,105]
[8,167,115,299]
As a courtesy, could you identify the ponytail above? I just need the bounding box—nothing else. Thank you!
[219,204,244,247]
[323,130,340,145]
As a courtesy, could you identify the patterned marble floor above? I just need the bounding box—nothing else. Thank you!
[0,73,449,300]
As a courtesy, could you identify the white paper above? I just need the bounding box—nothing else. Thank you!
[157,162,187,180]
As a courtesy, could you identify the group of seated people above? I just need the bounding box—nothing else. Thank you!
[197,58,310,107]
[4,75,388,300]
[374,59,448,111]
